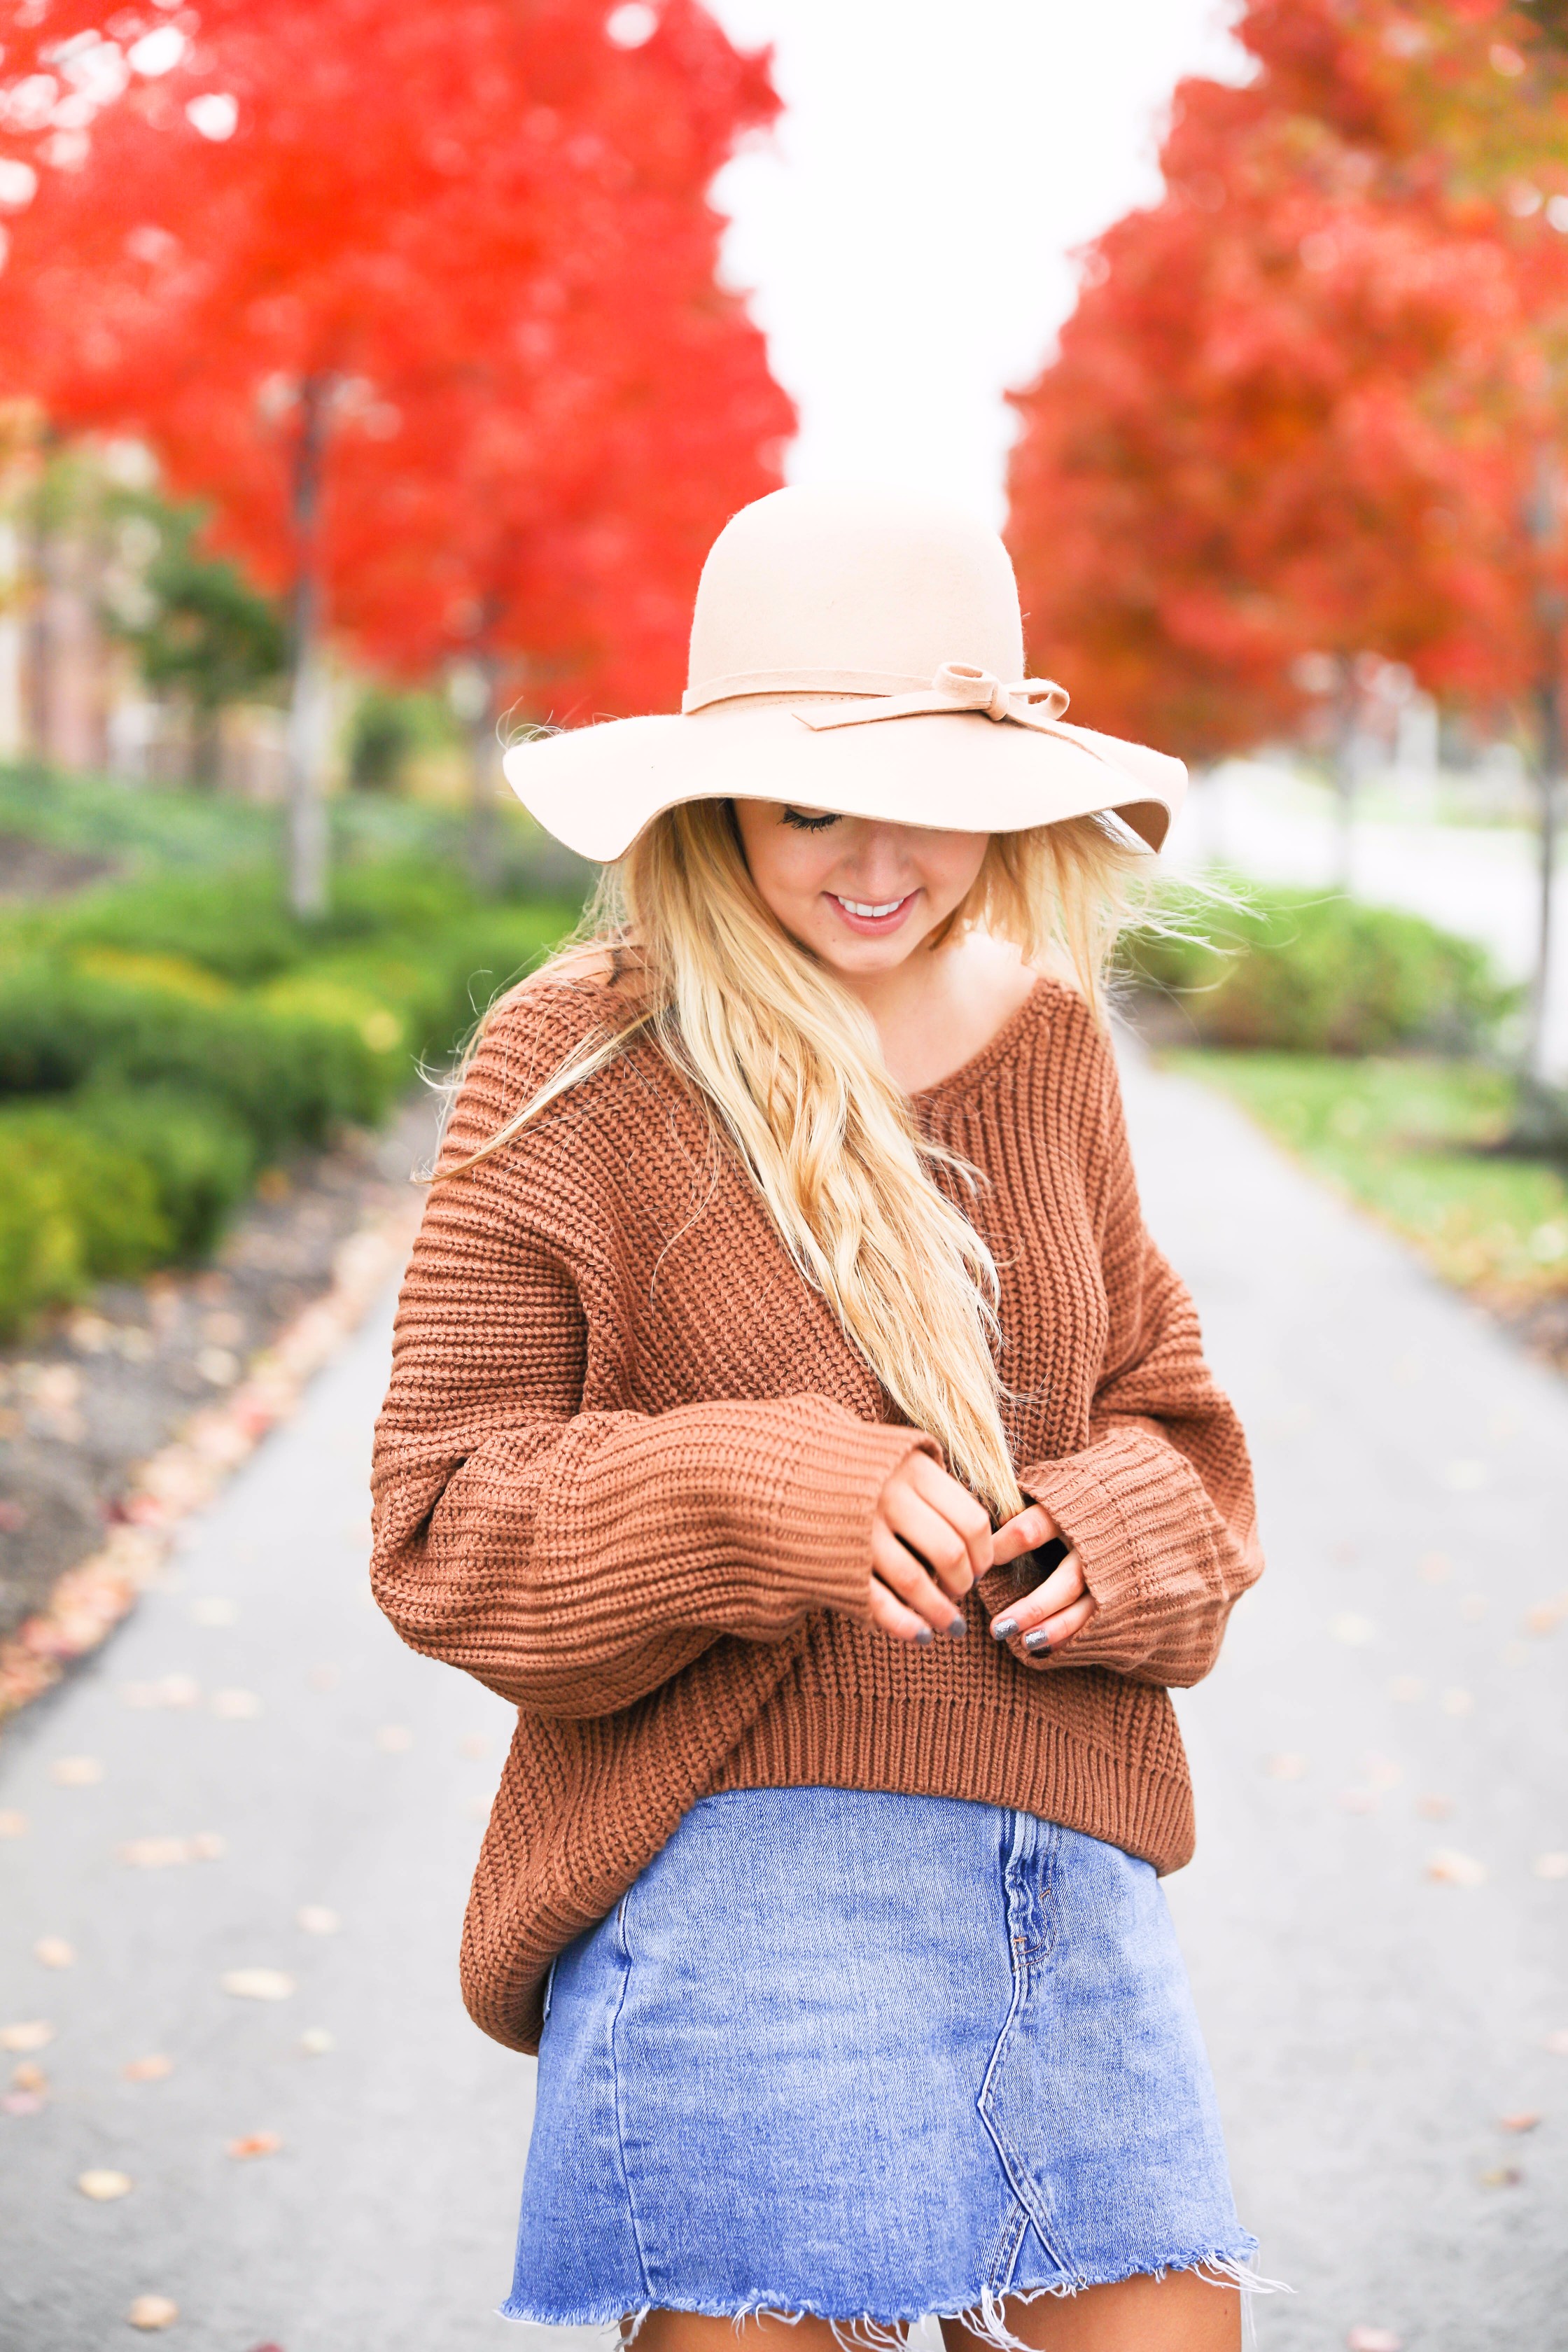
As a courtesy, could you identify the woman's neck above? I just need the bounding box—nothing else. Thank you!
[837,933,1041,1096]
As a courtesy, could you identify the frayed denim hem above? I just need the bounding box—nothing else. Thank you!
[498,2246,1292,2351]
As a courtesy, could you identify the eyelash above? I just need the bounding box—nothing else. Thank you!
[780,808,839,832]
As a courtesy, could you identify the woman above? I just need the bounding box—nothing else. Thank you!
[372,488,1268,2351]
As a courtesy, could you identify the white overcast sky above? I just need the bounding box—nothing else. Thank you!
[702,0,1249,524]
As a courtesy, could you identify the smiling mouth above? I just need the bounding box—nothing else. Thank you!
[830,892,915,922]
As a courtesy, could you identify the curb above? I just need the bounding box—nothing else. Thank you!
[0,1203,420,1723]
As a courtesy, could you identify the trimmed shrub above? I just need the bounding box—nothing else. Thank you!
[71,1086,257,1259]
[0,1149,82,1338]
[1124,889,1512,1056]
[0,1107,172,1334]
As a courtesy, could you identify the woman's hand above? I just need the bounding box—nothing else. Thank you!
[869,1453,994,1644]
[988,1502,1099,1657]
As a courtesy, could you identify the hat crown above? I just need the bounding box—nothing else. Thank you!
[686,487,1026,700]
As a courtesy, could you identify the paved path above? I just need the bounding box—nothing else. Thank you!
[3,1054,1566,2351]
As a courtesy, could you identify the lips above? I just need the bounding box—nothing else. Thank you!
[827,890,918,937]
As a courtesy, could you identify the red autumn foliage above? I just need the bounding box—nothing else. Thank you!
[0,0,792,718]
[1005,0,1568,762]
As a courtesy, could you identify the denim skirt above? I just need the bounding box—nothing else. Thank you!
[504,1786,1259,2336]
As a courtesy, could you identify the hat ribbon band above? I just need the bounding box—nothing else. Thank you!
[794,663,1071,733]
[680,663,1071,729]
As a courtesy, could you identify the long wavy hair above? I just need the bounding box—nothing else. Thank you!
[440,798,1149,1520]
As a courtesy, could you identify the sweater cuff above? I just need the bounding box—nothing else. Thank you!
[763,1408,939,1625]
[1008,1424,1199,1674]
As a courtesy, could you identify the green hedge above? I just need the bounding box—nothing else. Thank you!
[0,867,575,1336]
[1124,888,1512,1056]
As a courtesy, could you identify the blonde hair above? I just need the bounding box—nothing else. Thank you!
[444,800,1147,1519]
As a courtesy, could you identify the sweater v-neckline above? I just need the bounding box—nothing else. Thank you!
[909,976,1054,1114]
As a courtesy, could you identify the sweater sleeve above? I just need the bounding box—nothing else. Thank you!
[1006,1023,1263,1688]
[370,983,932,1720]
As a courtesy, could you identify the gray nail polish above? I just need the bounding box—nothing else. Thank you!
[946,1615,967,1639]
[991,1616,1018,1642]
[916,1625,934,1645]
[1023,1628,1052,1654]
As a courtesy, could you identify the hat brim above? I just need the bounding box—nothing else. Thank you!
[501,701,1186,862]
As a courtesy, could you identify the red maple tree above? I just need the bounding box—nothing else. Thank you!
[1004,0,1568,761]
[0,0,792,904]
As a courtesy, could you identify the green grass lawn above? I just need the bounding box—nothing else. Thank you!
[1168,1051,1568,1298]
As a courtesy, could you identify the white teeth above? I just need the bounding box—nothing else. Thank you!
[837,896,904,918]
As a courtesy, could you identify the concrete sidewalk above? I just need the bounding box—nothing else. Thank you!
[2,1052,1565,2350]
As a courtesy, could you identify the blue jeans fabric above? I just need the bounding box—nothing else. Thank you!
[505,1787,1256,2331]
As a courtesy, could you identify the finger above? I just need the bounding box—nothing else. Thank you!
[1021,1591,1098,1657]
[883,1486,977,1598]
[990,1503,1059,1567]
[872,1520,967,1639]
[867,1574,938,1646]
[904,1454,995,1580]
[988,1551,1085,1639]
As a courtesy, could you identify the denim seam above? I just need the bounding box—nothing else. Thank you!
[975,1813,1082,2288]
[606,1888,655,2311]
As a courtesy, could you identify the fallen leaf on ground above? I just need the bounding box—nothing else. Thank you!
[1347,2330,1402,2352]
[299,2028,335,2056]
[1532,1853,1568,1880]
[1427,1849,1487,1887]
[0,1811,26,1836]
[34,1937,75,1968]
[189,1833,226,1861]
[1440,1688,1476,1718]
[11,2061,47,2092]
[190,1597,238,1627]
[120,1838,192,1870]
[122,1675,200,1710]
[295,1907,338,1936]
[0,2021,53,2052]
[78,2169,133,2200]
[227,2131,282,2160]
[1499,2111,1541,2132]
[1329,1614,1376,1647]
[1416,1795,1453,1821]
[122,2055,174,2082]
[211,1689,261,1720]
[1264,1753,1307,1781]
[50,1756,102,1787]
[220,1969,294,2002]
[1525,1591,1568,1637]
[374,1725,413,1754]
[3,2089,44,2113]
[1479,2164,1522,2188]
[127,2294,178,2329]
[1362,1753,1403,1792]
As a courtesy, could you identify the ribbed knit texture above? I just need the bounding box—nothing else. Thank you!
[372,974,1263,2053]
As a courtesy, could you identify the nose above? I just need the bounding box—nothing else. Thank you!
[830,822,915,896]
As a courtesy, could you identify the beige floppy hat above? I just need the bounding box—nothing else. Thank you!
[502,486,1186,861]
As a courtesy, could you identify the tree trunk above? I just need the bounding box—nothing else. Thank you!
[286,376,330,919]
[1528,671,1562,1086]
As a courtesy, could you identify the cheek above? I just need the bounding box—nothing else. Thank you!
[732,807,827,919]
[923,834,989,904]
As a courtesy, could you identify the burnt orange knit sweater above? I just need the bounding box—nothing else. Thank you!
[371,972,1262,2053]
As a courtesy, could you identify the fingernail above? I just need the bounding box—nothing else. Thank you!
[916,1625,934,1645]
[946,1615,967,1639]
[1023,1628,1052,1653]
[991,1616,1018,1642]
